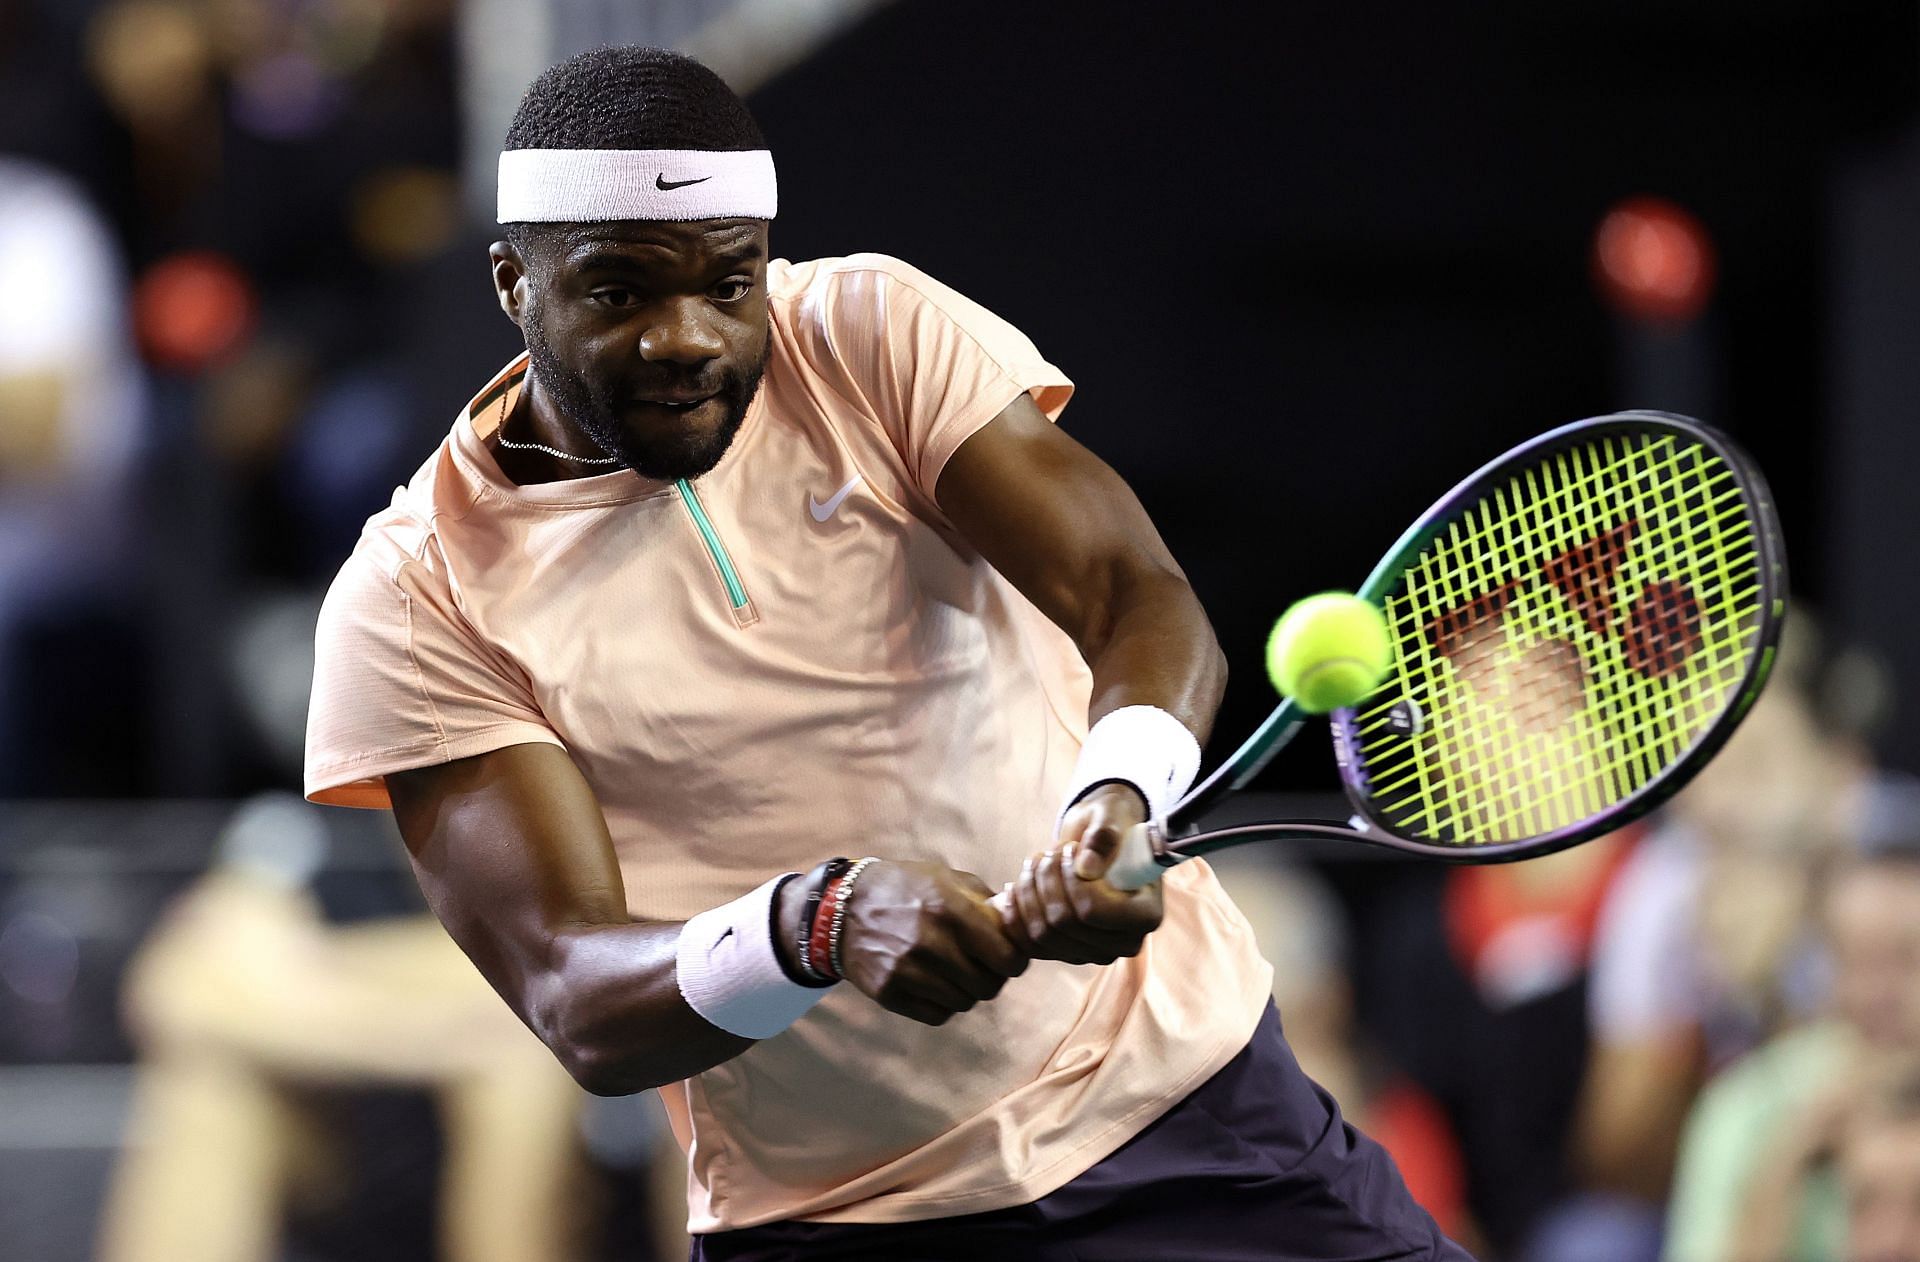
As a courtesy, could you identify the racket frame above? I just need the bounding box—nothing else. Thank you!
[1134,411,1788,876]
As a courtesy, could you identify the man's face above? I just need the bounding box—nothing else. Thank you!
[1844,1112,1920,1262]
[501,218,771,481]
[1827,864,1920,1050]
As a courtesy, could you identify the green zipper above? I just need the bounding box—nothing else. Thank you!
[674,479,749,610]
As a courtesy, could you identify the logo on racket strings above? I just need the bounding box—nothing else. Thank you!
[1422,517,1706,719]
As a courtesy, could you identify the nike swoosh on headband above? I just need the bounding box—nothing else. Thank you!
[657,173,714,191]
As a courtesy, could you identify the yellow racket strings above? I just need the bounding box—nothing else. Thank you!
[1351,432,1765,845]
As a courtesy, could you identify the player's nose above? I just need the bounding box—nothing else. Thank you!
[638,296,725,365]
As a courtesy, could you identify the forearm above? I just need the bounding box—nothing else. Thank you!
[516,880,811,1096]
[1572,1041,1697,1197]
[526,921,746,1094]
[1081,566,1227,743]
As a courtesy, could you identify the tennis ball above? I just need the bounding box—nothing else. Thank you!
[1266,593,1394,714]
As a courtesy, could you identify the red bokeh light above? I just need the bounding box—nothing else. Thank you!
[133,251,257,373]
[1592,196,1716,325]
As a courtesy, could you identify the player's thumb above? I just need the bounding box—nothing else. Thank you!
[1072,817,1122,880]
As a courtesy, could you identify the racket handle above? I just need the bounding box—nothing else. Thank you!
[1105,821,1172,890]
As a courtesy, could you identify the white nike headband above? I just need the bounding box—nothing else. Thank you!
[497,148,778,223]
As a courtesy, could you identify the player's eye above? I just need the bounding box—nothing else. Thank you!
[591,287,639,309]
[712,277,753,303]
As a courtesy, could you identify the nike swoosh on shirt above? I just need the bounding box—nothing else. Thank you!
[656,173,712,190]
[808,476,864,522]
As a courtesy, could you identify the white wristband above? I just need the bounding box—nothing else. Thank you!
[676,875,829,1040]
[1057,705,1203,830]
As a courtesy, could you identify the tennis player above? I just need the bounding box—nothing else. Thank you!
[305,45,1471,1262]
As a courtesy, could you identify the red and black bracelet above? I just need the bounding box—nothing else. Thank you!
[793,857,850,985]
[808,875,846,980]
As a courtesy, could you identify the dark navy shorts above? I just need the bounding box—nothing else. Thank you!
[691,1003,1477,1261]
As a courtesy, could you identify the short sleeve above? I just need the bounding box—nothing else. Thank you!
[304,538,564,810]
[1588,826,1704,1042]
[811,255,1074,498]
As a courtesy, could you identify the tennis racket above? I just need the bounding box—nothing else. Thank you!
[1103,410,1787,889]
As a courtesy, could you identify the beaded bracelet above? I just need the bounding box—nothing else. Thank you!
[794,857,850,984]
[826,857,879,983]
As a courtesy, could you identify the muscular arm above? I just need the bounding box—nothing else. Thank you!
[387,743,1026,1092]
[937,393,1227,958]
[935,392,1227,739]
[386,743,772,1095]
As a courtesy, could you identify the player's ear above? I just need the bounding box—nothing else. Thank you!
[489,240,529,328]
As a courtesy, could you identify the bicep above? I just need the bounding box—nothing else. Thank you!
[934,393,1185,645]
[386,742,629,1013]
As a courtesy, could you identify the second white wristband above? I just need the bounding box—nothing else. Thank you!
[1056,704,1202,829]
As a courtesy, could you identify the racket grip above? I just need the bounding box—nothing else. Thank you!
[1105,821,1172,890]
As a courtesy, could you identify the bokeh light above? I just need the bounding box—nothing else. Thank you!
[1593,195,1718,324]
[232,49,345,139]
[133,251,258,373]
[85,0,215,131]
[350,166,462,265]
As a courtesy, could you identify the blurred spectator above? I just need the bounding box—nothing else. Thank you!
[96,794,589,1262]
[1664,815,1920,1262]
[0,153,147,793]
[1837,1074,1920,1262]
[1572,614,1905,1221]
[1353,829,1633,1257]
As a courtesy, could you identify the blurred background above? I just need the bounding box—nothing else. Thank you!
[4,1,1920,1259]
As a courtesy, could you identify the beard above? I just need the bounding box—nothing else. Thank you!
[522,315,767,482]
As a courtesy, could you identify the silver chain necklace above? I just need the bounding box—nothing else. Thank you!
[493,434,623,466]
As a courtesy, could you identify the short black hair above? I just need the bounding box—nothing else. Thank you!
[506,43,763,156]
[501,46,766,253]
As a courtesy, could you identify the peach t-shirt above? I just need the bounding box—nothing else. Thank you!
[305,254,1272,1231]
